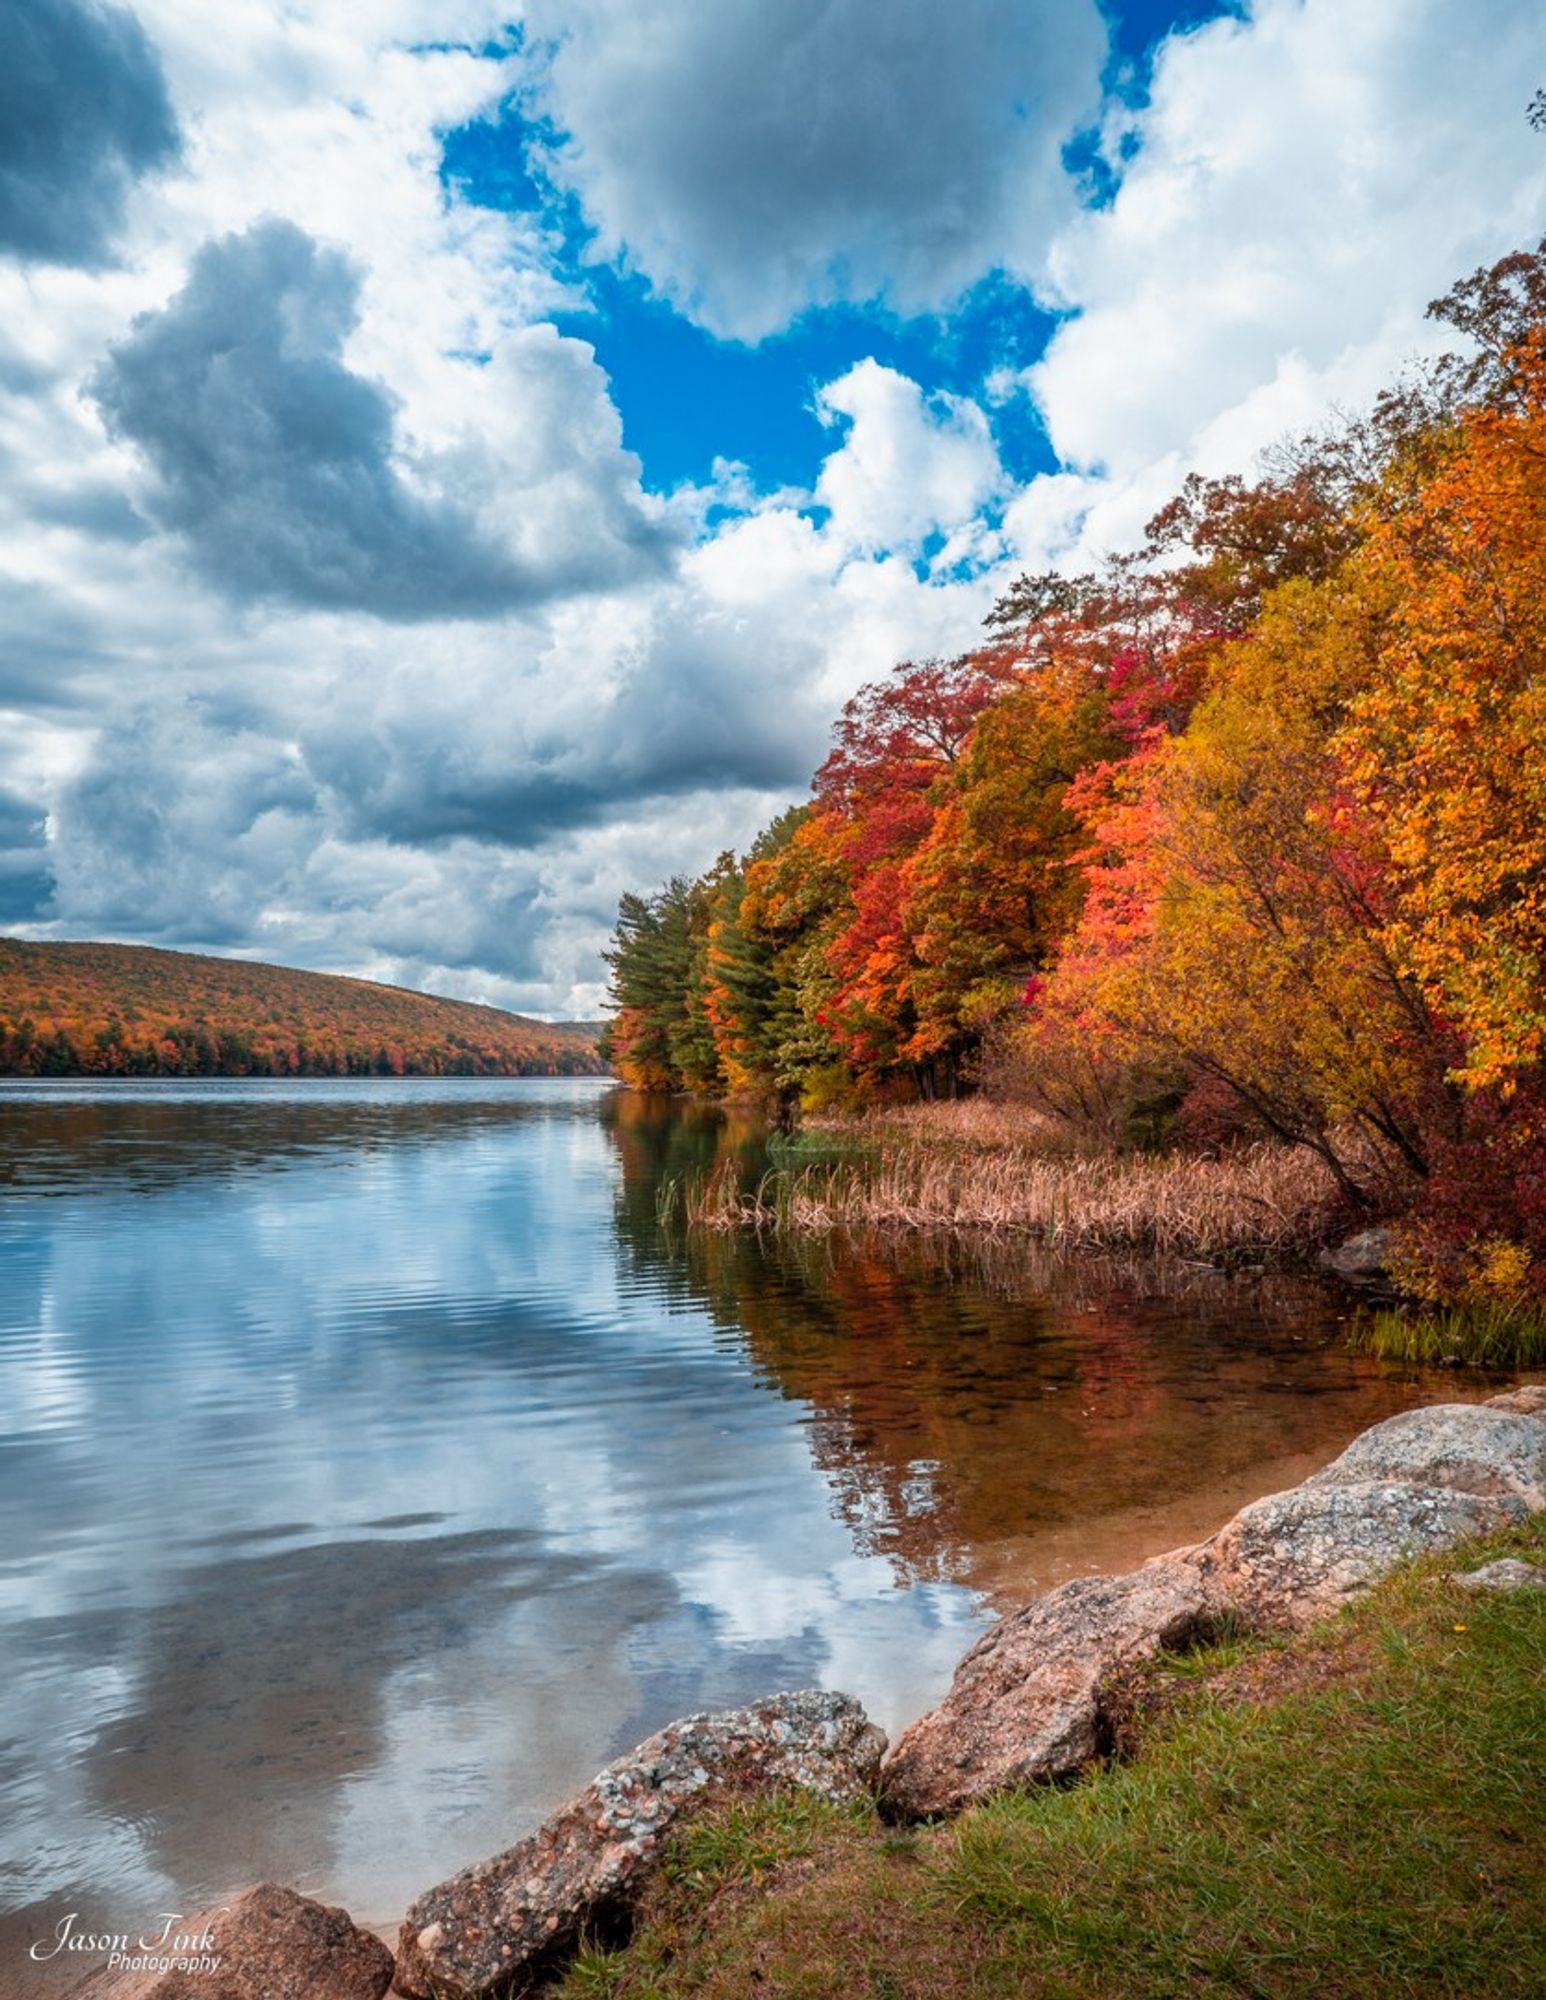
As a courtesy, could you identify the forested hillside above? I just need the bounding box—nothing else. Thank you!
[603,241,1546,1325]
[0,940,604,1077]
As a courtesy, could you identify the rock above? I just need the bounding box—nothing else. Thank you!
[68,1884,393,1999]
[1488,1383,1546,1417]
[1449,1557,1546,1593]
[876,1397,1546,1825]
[1177,1480,1525,1628]
[392,1690,885,2000]
[1301,1403,1546,1508]
[878,1566,1218,1822]
[1320,1224,1394,1284]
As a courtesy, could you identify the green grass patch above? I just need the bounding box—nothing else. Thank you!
[1350,1299,1546,1368]
[560,1519,1546,2000]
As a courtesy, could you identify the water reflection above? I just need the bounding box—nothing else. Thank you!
[0,1079,1495,1986]
[601,1090,1457,1597]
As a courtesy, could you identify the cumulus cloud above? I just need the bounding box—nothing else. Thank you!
[521,0,1107,340]
[5,0,1546,1016]
[46,700,320,947]
[1011,0,1546,563]
[41,693,552,982]
[91,219,671,619]
[295,480,990,854]
[813,361,1006,557]
[0,0,180,267]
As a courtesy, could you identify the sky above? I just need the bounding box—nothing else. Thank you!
[1,0,1542,1018]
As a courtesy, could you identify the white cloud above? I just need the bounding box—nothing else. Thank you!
[813,361,1006,558]
[520,0,1107,340]
[2,0,1543,1012]
[1014,0,1546,564]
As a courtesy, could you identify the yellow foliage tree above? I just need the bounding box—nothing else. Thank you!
[1339,330,1546,1089]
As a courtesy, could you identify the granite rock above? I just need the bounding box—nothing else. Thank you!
[1449,1557,1545,1593]
[1302,1402,1546,1508]
[393,1690,885,1999]
[1174,1478,1524,1628]
[879,1565,1218,1821]
[68,1884,393,2000]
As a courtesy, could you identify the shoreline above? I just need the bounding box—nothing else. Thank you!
[42,1376,1536,2000]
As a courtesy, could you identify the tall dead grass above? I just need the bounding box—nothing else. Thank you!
[674,1131,1341,1257]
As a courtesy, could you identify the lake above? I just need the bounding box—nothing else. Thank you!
[0,1076,1473,1975]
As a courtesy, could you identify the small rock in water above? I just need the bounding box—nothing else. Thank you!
[1320,1225,1394,1284]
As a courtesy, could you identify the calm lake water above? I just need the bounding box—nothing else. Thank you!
[0,1077,1490,1972]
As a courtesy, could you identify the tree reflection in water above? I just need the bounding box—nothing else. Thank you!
[602,1089,1455,1605]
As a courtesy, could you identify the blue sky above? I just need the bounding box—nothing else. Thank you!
[0,0,1541,1013]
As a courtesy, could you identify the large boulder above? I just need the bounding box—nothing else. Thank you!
[882,1397,1546,1820]
[1302,1402,1546,1507]
[1174,1479,1525,1628]
[1171,1400,1545,1628]
[393,1689,885,2000]
[68,1884,393,1999]
[878,1566,1217,1821]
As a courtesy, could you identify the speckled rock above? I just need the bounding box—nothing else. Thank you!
[881,1397,1546,1821]
[1488,1383,1546,1417]
[1302,1403,1546,1508]
[68,1884,393,1999]
[1449,1557,1546,1593]
[878,1565,1218,1821]
[1175,1479,1525,1628]
[392,1690,885,1999]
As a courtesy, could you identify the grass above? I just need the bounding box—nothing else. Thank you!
[557,1517,1546,2000]
[669,1138,1340,1259]
[1350,1299,1546,1370]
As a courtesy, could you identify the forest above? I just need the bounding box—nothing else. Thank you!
[0,939,604,1077]
[603,241,1546,1336]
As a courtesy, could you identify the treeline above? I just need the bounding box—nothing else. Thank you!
[0,939,604,1078]
[603,242,1546,1313]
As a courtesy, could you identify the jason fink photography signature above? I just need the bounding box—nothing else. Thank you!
[29,1910,224,1974]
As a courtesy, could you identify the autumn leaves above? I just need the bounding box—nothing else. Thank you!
[604,243,1546,1316]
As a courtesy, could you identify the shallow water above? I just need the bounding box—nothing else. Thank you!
[0,1078,1492,1977]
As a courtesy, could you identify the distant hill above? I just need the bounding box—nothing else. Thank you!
[0,939,608,1078]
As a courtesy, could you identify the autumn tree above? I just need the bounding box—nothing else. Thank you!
[1340,315,1546,1090]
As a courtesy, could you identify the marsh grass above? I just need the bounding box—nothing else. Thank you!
[671,1140,1339,1259]
[559,1517,1546,2000]
[1351,1299,1546,1369]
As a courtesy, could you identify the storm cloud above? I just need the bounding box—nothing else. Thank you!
[0,0,179,266]
[92,219,671,621]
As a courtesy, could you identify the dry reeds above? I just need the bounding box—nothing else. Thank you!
[669,1135,1340,1258]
